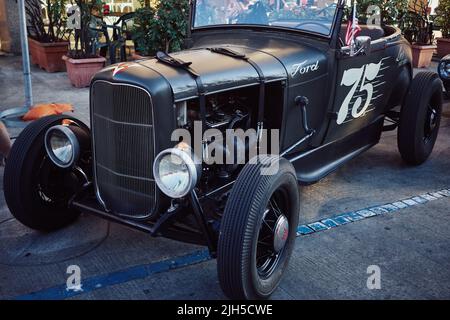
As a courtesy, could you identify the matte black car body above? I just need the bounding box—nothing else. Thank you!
[83,20,413,240]
[8,0,437,300]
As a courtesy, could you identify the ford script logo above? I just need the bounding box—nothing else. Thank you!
[291,60,319,78]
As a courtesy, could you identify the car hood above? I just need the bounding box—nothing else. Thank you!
[133,47,287,102]
[95,34,328,102]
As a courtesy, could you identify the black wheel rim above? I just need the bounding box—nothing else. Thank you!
[256,189,290,280]
[424,104,439,144]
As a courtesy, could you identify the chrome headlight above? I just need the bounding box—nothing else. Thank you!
[153,143,201,198]
[438,60,450,80]
[45,125,80,168]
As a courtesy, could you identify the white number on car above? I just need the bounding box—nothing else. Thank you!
[337,61,382,125]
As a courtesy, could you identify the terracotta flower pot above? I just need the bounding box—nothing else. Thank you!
[62,55,106,88]
[436,38,450,58]
[411,44,437,68]
[28,38,69,72]
[28,38,39,66]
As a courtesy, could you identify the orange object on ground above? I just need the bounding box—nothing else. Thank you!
[22,103,74,121]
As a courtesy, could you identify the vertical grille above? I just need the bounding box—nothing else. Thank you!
[91,81,156,219]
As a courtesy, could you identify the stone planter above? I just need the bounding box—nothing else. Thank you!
[63,55,106,88]
[28,38,69,72]
[436,38,450,58]
[411,44,437,68]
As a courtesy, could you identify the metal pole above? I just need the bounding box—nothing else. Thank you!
[18,0,33,108]
[350,0,357,56]
[0,0,33,128]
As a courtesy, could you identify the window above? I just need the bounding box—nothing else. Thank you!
[194,0,339,36]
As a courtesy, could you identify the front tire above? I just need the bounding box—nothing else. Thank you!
[398,72,443,165]
[4,115,86,231]
[217,155,299,300]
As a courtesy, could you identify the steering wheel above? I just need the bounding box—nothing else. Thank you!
[317,3,337,19]
[295,21,330,34]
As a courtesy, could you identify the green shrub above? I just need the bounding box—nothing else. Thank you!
[435,0,450,38]
[26,0,69,43]
[67,0,105,59]
[399,0,433,45]
[356,0,409,25]
[132,2,157,56]
[132,0,189,56]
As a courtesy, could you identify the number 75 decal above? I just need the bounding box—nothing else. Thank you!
[337,61,382,125]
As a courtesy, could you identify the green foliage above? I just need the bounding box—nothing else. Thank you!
[354,0,433,45]
[67,0,105,59]
[132,1,157,56]
[26,0,69,43]
[155,0,190,53]
[435,0,450,38]
[132,0,189,56]
[398,0,433,45]
[355,0,408,25]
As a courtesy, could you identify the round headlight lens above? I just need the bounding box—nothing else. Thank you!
[153,144,201,198]
[45,125,79,168]
[158,154,190,197]
[49,131,73,164]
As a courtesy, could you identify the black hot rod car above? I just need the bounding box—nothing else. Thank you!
[4,0,443,299]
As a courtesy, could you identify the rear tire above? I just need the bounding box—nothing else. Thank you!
[217,155,299,300]
[398,72,443,165]
[4,115,86,231]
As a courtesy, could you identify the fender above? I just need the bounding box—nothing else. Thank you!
[385,63,412,111]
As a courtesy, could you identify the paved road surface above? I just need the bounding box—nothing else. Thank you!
[0,56,449,300]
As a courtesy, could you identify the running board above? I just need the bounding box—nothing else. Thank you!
[287,117,383,185]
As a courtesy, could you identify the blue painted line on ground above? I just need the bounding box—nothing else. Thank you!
[14,250,211,300]
[380,204,399,212]
[355,209,377,218]
[321,218,339,228]
[296,188,450,237]
[308,222,329,232]
[296,225,314,236]
[12,188,450,300]
[332,215,352,225]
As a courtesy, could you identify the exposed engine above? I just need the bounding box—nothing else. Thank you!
[177,94,252,131]
[176,91,256,178]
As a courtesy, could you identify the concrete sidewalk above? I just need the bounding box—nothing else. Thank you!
[0,55,449,300]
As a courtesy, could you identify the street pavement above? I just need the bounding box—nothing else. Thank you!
[0,55,449,300]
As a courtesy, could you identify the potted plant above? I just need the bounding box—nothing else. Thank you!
[356,0,409,25]
[435,0,450,57]
[155,0,190,53]
[400,0,436,68]
[131,0,189,59]
[131,0,157,59]
[26,0,69,72]
[63,0,106,88]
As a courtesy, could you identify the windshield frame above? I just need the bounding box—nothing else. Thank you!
[190,0,344,39]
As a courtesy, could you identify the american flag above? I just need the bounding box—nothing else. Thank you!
[345,5,362,46]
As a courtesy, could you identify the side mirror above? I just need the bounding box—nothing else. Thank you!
[355,36,371,55]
